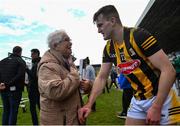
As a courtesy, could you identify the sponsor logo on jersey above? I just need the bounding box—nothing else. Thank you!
[118,59,141,74]
[109,53,116,58]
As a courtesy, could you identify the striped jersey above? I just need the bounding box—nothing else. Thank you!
[103,27,161,100]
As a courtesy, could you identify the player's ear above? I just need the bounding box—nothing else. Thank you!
[110,17,116,26]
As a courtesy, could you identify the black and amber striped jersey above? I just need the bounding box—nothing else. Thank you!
[103,27,162,100]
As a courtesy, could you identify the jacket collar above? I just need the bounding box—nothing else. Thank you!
[10,53,21,58]
[49,49,70,71]
[32,57,41,63]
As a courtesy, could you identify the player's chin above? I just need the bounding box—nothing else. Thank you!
[103,37,108,40]
[103,35,110,40]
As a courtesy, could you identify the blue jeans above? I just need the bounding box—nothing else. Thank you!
[1,91,22,125]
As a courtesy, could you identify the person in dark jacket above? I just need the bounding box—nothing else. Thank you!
[26,49,41,125]
[0,46,26,125]
[109,67,118,89]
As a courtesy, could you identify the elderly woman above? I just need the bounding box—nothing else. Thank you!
[38,30,82,125]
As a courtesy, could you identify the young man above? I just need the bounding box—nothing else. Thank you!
[26,49,41,125]
[78,5,180,125]
[0,46,26,125]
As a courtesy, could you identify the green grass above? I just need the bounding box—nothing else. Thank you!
[86,88,125,125]
[0,87,125,125]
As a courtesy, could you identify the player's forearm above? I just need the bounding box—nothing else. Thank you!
[86,77,106,107]
[153,68,176,108]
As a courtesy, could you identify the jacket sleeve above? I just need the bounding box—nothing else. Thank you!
[38,62,80,101]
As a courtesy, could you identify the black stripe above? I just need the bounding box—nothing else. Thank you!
[127,73,146,100]
[169,111,180,116]
[124,28,146,99]
[63,115,66,125]
[110,40,117,66]
[169,108,180,114]
[124,28,159,96]
[169,106,180,111]
[103,44,111,62]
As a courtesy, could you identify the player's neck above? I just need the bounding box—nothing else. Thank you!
[112,26,124,44]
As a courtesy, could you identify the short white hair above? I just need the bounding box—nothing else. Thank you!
[47,30,68,49]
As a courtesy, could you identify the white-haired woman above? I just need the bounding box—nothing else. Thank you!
[38,30,82,125]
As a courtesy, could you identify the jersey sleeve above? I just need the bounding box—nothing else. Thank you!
[133,28,161,57]
[102,41,112,63]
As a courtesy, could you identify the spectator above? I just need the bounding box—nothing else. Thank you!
[109,67,118,89]
[78,5,179,125]
[117,74,133,119]
[26,48,41,125]
[81,57,96,111]
[37,30,83,125]
[103,80,110,93]
[172,55,180,95]
[0,46,26,125]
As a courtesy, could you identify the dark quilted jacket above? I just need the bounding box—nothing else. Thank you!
[0,54,26,91]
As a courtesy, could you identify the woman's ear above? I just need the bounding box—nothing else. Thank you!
[53,43,58,50]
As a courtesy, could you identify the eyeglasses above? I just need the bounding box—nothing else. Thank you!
[60,37,71,43]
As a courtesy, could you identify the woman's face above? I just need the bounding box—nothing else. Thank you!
[55,36,72,59]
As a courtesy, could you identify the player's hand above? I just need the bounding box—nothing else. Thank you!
[78,104,91,124]
[146,104,161,125]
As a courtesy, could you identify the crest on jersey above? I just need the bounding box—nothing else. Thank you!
[129,48,136,56]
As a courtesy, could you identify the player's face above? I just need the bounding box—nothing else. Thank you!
[96,14,113,40]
